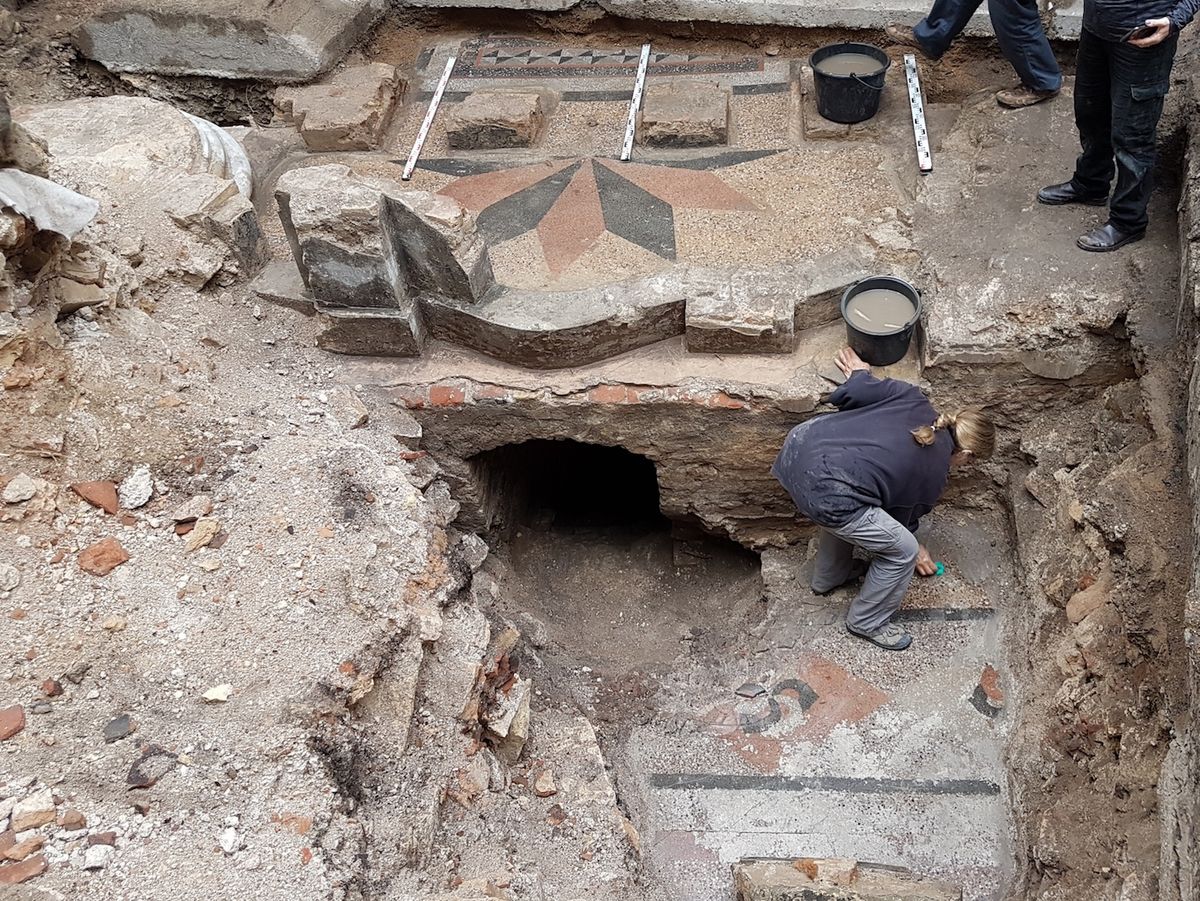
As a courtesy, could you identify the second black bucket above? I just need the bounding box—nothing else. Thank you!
[809,42,890,124]
[841,276,921,366]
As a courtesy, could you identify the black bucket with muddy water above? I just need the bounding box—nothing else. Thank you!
[841,276,921,366]
[809,43,891,124]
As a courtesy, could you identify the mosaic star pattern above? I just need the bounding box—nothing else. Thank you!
[434,155,767,276]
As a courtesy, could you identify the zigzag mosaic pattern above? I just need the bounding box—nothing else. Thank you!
[453,37,764,78]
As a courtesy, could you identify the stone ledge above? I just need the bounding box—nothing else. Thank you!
[75,0,387,82]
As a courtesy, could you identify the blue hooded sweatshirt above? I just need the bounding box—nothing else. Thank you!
[771,371,953,532]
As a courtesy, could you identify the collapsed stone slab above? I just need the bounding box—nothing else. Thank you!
[445,90,552,150]
[639,80,730,148]
[74,0,386,82]
[276,63,405,151]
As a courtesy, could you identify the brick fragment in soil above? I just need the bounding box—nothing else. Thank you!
[70,480,119,514]
[0,705,25,741]
[78,537,130,576]
[0,853,47,885]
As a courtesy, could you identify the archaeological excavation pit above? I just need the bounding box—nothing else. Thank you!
[255,12,1191,896]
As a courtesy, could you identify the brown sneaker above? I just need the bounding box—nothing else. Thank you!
[884,24,931,57]
[996,85,1059,108]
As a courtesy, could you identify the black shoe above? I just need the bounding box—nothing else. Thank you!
[1037,181,1108,206]
[1077,223,1146,253]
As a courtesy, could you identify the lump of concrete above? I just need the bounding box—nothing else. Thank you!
[733,858,963,900]
[639,80,730,148]
[275,164,399,301]
[445,90,550,150]
[685,267,794,354]
[276,63,405,151]
[73,0,386,83]
[10,788,55,832]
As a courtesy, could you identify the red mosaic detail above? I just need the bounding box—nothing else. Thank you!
[538,163,606,276]
[439,159,575,212]
[596,159,761,212]
[700,654,889,774]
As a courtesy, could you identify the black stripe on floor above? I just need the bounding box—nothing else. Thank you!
[650,773,1002,796]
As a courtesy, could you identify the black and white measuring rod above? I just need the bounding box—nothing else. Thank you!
[403,55,457,181]
[620,43,653,162]
[904,54,933,175]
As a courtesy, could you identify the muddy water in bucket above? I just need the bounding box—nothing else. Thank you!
[815,53,885,76]
[845,288,915,334]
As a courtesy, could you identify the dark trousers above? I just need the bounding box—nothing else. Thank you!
[914,0,1062,92]
[1070,28,1178,233]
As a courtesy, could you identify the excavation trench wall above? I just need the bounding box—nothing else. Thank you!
[1164,65,1200,901]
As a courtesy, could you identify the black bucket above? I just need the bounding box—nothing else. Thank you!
[841,276,921,366]
[809,42,890,124]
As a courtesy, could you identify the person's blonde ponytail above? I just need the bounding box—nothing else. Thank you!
[912,413,957,447]
[912,409,994,457]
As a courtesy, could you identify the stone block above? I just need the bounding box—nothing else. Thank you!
[303,240,401,309]
[639,80,729,148]
[0,95,48,177]
[685,267,794,353]
[445,90,551,150]
[733,858,963,901]
[276,63,405,151]
[276,163,493,307]
[316,303,426,357]
[380,192,494,303]
[798,64,908,143]
[74,0,386,82]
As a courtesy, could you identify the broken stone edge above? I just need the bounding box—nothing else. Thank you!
[255,248,873,367]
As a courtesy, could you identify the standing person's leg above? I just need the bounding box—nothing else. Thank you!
[811,529,856,595]
[1072,30,1116,197]
[902,0,986,58]
[829,507,919,650]
[1101,36,1179,238]
[989,0,1062,103]
[1038,28,1113,205]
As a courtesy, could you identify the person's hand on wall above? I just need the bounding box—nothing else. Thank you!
[835,347,872,377]
[915,544,938,576]
[1130,18,1174,46]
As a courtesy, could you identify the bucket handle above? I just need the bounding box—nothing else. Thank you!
[851,73,886,91]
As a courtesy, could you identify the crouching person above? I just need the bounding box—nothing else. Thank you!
[771,347,995,651]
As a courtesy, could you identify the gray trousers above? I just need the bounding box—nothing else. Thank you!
[811,507,919,633]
